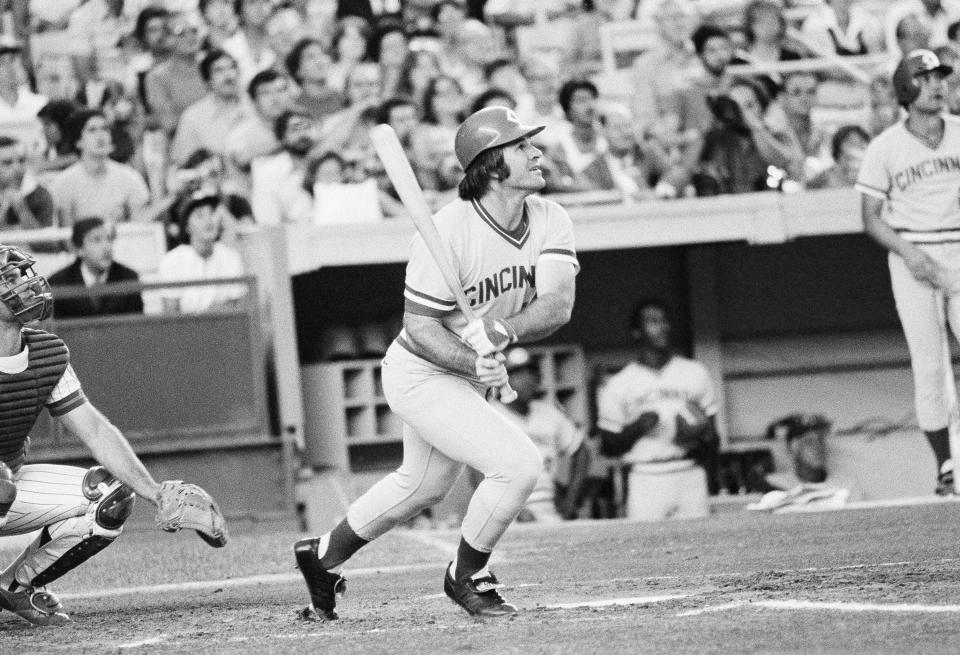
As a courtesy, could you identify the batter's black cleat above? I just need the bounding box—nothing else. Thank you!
[936,463,956,496]
[0,586,70,626]
[294,538,346,621]
[443,564,518,617]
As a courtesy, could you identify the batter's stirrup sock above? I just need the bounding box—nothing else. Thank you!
[924,427,952,470]
[454,538,491,582]
[318,520,368,571]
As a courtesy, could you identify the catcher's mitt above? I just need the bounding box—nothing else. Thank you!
[155,480,228,547]
[673,402,713,451]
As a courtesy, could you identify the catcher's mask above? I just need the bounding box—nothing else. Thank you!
[0,245,53,324]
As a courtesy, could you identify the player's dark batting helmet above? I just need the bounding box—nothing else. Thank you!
[454,107,545,170]
[893,49,953,107]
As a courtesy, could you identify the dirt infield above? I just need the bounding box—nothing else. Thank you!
[3,500,960,653]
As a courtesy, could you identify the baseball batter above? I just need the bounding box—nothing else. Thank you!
[0,245,226,626]
[295,107,579,619]
[596,299,719,521]
[856,49,960,494]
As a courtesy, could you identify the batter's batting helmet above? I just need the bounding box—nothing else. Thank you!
[454,107,545,170]
[893,49,953,107]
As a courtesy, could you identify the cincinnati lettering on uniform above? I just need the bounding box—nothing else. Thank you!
[466,265,535,306]
[894,156,960,192]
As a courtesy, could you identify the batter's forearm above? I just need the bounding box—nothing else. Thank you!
[404,314,478,376]
[505,291,573,343]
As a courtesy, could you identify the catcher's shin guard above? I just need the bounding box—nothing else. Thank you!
[9,467,134,588]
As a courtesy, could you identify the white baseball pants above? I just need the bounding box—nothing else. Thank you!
[346,343,542,552]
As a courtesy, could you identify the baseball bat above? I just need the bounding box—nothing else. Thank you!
[368,123,517,403]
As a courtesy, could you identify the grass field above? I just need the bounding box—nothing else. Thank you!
[3,498,960,653]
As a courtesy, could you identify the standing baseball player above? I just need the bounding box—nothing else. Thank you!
[856,49,960,495]
[596,299,719,521]
[0,244,227,626]
[295,106,579,619]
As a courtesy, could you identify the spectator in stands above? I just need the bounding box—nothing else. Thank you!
[377,96,419,150]
[867,74,900,136]
[491,347,590,523]
[265,3,307,61]
[408,122,460,206]
[738,0,805,100]
[894,13,934,58]
[442,19,497,97]
[144,11,208,138]
[517,54,566,144]
[629,0,699,128]
[799,0,884,55]
[128,7,170,118]
[550,79,609,192]
[222,0,278,86]
[0,36,46,156]
[885,0,960,56]
[935,42,960,112]
[0,135,54,229]
[395,49,441,114]
[372,20,411,99]
[47,216,143,318]
[158,192,246,314]
[596,298,720,522]
[422,74,466,142]
[225,68,292,176]
[484,58,529,110]
[433,0,469,57]
[695,79,800,195]
[171,49,252,165]
[159,149,252,248]
[99,80,143,166]
[805,124,869,189]
[326,16,372,94]
[251,108,318,225]
[51,109,150,225]
[200,0,240,49]
[36,99,81,174]
[67,0,130,51]
[470,87,517,113]
[771,70,829,182]
[286,38,346,122]
[320,62,383,166]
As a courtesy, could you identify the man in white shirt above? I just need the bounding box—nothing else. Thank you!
[250,108,317,225]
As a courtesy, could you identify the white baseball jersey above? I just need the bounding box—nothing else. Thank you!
[597,356,718,465]
[396,195,579,361]
[855,115,960,237]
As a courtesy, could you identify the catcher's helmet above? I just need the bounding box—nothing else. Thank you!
[454,106,545,170]
[893,49,953,107]
[0,245,52,324]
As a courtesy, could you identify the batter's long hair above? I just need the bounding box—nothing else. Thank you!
[458,147,511,200]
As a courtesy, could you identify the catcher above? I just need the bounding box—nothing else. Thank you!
[596,298,720,521]
[0,244,227,627]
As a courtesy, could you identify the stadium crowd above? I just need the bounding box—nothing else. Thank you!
[0,0,952,246]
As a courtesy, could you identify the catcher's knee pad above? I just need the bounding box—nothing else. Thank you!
[82,465,136,532]
[0,461,16,518]
[23,467,136,588]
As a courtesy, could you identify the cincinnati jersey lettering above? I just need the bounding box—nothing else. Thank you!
[856,115,960,232]
[399,195,579,350]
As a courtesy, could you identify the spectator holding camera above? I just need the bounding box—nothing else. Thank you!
[171,49,253,166]
[695,79,802,195]
[225,69,293,178]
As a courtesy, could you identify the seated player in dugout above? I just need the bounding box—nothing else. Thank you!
[595,299,721,521]
[0,245,227,627]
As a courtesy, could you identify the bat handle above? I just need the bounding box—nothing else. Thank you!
[497,383,518,404]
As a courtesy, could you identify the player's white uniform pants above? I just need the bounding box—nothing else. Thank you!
[346,343,543,552]
[0,464,122,588]
[889,247,960,431]
[625,461,709,522]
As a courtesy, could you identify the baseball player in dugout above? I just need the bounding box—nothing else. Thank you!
[0,245,228,626]
[857,49,960,495]
[295,106,579,619]
[596,299,720,521]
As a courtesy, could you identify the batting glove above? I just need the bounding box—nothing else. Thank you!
[462,318,518,356]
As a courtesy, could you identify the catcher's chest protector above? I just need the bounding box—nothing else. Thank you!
[0,329,69,473]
